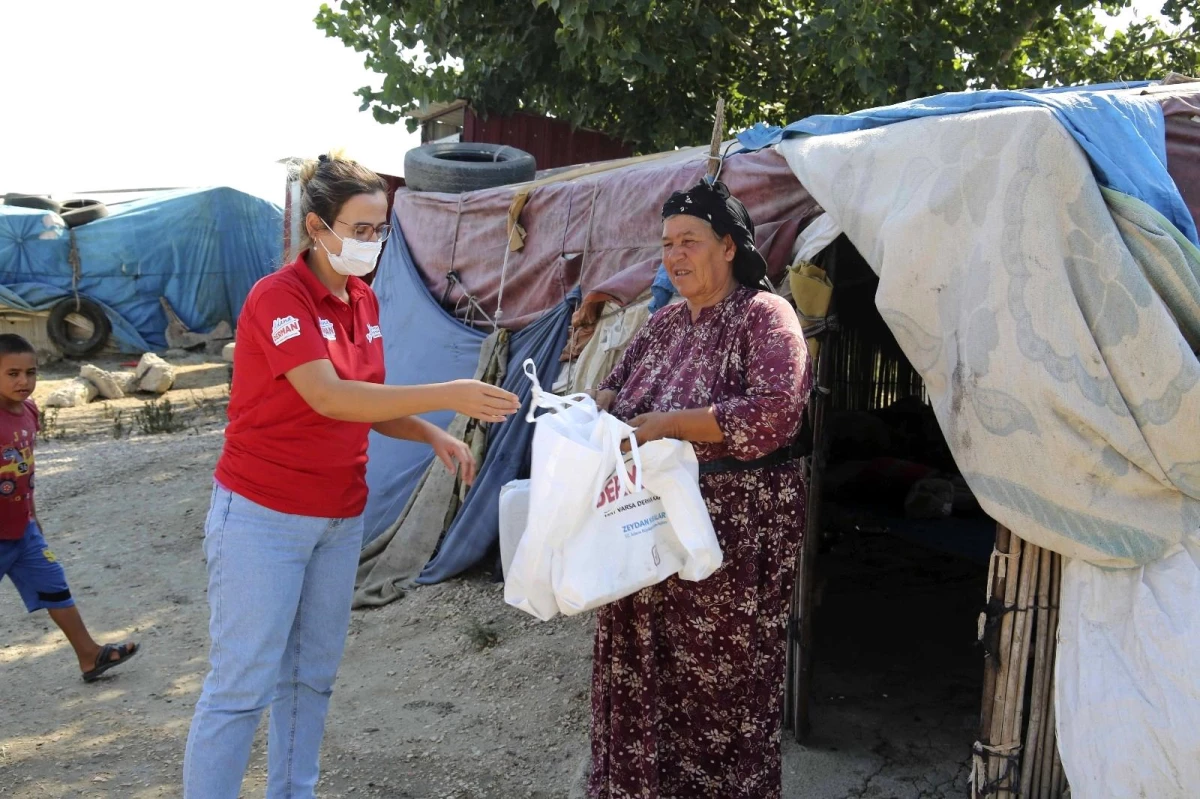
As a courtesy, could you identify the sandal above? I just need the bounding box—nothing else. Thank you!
[82,642,139,683]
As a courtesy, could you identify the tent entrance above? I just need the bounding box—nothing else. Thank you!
[785,236,1069,797]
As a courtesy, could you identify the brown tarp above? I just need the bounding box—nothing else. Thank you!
[393,147,821,330]
[393,89,1199,333]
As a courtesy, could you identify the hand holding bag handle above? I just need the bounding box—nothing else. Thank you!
[607,418,644,497]
[523,359,594,423]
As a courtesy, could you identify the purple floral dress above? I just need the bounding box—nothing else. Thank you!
[590,287,813,799]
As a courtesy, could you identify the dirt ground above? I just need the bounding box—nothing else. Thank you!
[1,354,977,798]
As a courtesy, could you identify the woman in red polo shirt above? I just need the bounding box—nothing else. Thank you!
[183,152,520,799]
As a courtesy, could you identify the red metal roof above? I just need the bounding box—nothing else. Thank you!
[462,109,632,170]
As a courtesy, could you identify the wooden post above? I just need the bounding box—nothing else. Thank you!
[986,530,1022,788]
[979,525,1011,743]
[707,98,726,181]
[1001,539,1039,791]
[1020,547,1054,799]
[1038,556,1064,799]
[785,334,830,740]
[977,532,1069,799]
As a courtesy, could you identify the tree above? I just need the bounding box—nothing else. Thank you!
[315,0,1200,152]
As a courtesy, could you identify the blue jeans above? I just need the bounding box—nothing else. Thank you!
[183,485,363,799]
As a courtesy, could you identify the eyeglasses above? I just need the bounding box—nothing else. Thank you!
[333,219,392,242]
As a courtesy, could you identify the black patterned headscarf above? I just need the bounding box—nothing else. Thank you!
[661,179,771,291]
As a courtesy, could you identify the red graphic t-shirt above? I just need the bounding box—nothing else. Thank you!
[0,400,38,540]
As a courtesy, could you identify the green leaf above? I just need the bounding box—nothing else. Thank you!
[313,0,1200,152]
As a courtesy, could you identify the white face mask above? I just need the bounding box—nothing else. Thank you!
[317,219,382,277]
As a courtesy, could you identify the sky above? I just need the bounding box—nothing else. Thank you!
[4,0,419,204]
[2,0,1172,207]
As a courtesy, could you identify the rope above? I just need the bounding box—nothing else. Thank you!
[985,546,1020,601]
[67,228,82,311]
[494,238,513,328]
[704,139,742,185]
[447,272,496,329]
[968,741,1022,798]
[448,194,465,275]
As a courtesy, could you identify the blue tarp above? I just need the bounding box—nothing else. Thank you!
[362,221,578,588]
[0,188,283,352]
[736,81,1199,246]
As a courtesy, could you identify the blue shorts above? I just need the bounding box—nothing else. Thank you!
[0,520,73,612]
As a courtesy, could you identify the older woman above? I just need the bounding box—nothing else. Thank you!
[589,179,812,799]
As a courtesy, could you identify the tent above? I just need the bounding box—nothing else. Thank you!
[0,187,283,352]
[364,79,1200,798]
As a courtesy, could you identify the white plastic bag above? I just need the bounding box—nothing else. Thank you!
[504,359,722,620]
[639,438,722,582]
[498,479,530,579]
[503,361,614,620]
[552,432,722,616]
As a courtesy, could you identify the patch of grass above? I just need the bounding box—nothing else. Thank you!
[465,620,500,652]
[136,398,186,435]
[38,407,66,440]
[111,409,126,439]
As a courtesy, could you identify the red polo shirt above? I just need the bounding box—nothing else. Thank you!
[215,254,386,518]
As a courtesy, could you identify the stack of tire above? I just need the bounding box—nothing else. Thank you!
[3,193,109,228]
[403,143,537,193]
[1,194,112,356]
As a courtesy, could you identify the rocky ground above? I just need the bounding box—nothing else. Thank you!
[1,354,978,798]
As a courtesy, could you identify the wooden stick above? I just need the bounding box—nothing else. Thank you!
[1039,693,1057,799]
[1038,553,1063,799]
[1051,556,1066,798]
[1051,720,1066,798]
[1020,546,1054,798]
[1000,534,1039,793]
[987,530,1022,787]
[1038,556,1063,798]
[979,525,1010,745]
[785,335,830,740]
[706,98,726,180]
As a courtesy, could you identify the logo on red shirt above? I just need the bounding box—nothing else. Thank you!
[366,324,382,343]
[319,318,337,341]
[272,316,301,346]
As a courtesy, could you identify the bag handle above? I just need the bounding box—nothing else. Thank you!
[522,359,593,422]
[607,420,644,496]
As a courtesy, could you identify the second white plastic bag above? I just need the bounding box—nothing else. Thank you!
[504,359,722,620]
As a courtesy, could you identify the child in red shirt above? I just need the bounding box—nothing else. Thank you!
[0,334,139,681]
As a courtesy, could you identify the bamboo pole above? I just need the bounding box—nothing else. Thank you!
[1043,555,1066,798]
[1038,553,1063,798]
[1038,692,1057,799]
[1050,715,1066,797]
[784,323,831,740]
[706,98,725,181]
[1020,547,1054,798]
[978,525,1011,745]
[997,535,1039,793]
[986,531,1022,787]
[1035,555,1061,798]
[1051,555,1066,798]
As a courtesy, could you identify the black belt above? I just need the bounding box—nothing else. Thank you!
[699,445,799,475]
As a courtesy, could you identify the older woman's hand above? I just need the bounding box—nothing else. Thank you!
[629,412,677,444]
[587,389,617,412]
[630,407,725,447]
